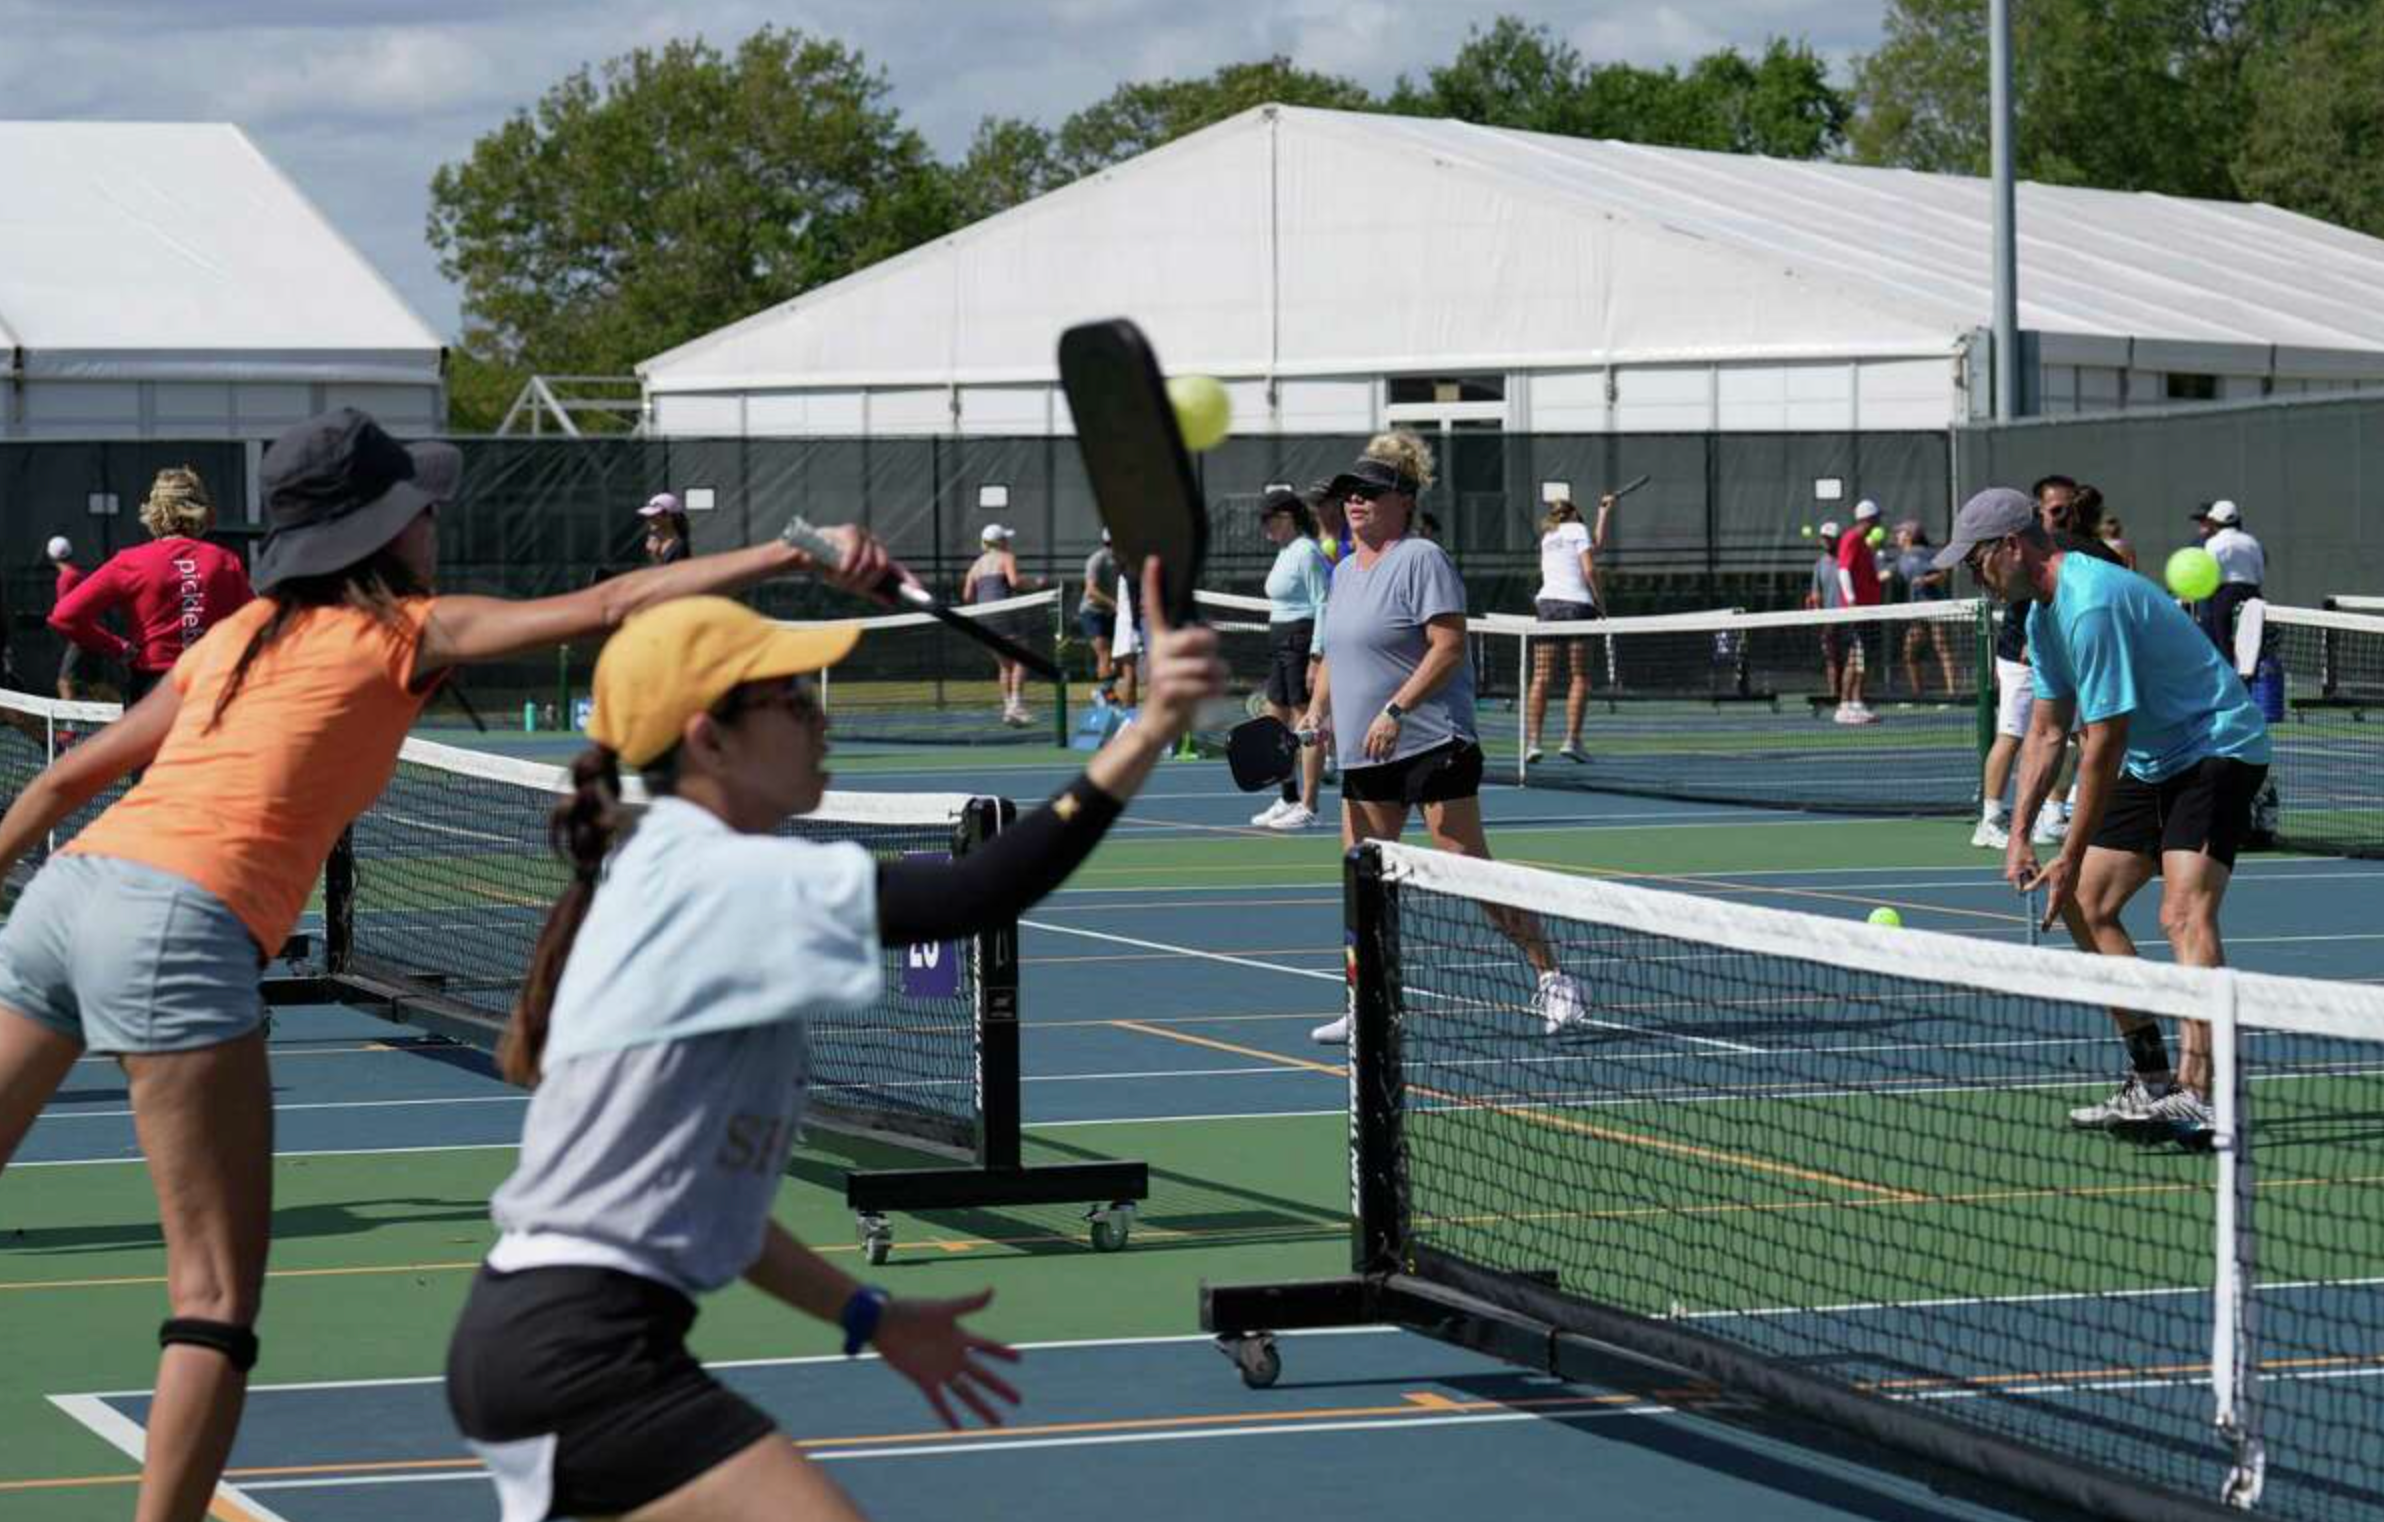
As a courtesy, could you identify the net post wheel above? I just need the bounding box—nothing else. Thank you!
[1165,375,1231,452]
[1866,906,1903,928]
[2165,546,2221,601]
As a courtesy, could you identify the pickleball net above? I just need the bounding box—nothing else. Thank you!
[1187,592,2384,856]
[329,737,997,1154]
[778,588,1065,747]
[0,697,1143,1246]
[1205,841,2384,1522]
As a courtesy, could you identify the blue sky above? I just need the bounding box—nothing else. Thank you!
[0,1,1886,341]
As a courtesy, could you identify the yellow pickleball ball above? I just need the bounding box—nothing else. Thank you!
[2166,545,2221,602]
[1867,907,1903,928]
[1867,526,1887,547]
[1166,375,1231,452]
[1799,524,1814,538]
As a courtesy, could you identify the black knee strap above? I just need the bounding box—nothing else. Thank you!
[160,1318,258,1372]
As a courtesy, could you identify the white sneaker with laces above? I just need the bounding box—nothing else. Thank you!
[1534,971,1587,1034]
[1844,704,1881,725]
[1310,1014,1350,1045]
[1971,817,2010,849]
[2031,811,2066,846]
[1266,805,1318,832]
[1833,704,1858,725]
[2069,1073,2163,1130]
[1251,798,1293,826]
[2138,1086,2216,1141]
[1524,745,1544,765]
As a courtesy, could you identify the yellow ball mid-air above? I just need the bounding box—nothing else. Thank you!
[1167,375,1231,452]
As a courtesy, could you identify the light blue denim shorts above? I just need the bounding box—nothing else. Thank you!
[0,853,265,1054]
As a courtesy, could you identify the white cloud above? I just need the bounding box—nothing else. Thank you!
[3,0,1886,338]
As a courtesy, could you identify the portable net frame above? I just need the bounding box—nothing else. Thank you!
[0,696,1143,1256]
[1206,841,2384,1522]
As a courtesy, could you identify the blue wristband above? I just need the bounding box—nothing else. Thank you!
[840,1287,890,1356]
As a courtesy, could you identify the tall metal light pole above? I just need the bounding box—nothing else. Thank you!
[1991,0,2019,420]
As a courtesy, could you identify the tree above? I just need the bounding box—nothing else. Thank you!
[947,116,1067,226]
[1848,0,2359,197]
[1048,56,1375,180]
[1390,17,1849,158]
[427,27,954,378]
[2234,3,2384,238]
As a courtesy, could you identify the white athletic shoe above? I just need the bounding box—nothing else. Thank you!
[1251,798,1294,826]
[2136,1086,2217,1146]
[2068,1073,2164,1130]
[2031,811,2066,846]
[1844,704,1880,725]
[1525,745,1545,765]
[1534,971,1587,1035]
[1833,704,1858,725]
[1310,1014,1350,1045]
[1971,817,2010,849]
[1266,805,1318,832]
[1559,744,1588,764]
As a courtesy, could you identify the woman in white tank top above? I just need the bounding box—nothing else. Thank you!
[1525,494,1611,763]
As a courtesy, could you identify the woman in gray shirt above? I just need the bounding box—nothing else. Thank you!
[1297,431,1582,1045]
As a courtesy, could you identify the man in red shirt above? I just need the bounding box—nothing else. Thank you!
[1832,498,1886,724]
[50,467,253,704]
[45,536,91,700]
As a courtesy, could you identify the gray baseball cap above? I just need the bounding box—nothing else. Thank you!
[1932,487,2037,571]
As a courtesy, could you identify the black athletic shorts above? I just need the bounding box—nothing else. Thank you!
[1265,619,1315,708]
[2093,757,2268,869]
[1341,738,1485,806]
[446,1266,775,1521]
[1534,599,1598,642]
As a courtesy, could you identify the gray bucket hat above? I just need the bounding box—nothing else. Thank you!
[254,409,460,592]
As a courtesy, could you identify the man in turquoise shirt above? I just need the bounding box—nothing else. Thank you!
[1937,487,2271,1144]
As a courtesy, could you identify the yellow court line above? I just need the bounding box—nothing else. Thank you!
[1111,1019,1347,1079]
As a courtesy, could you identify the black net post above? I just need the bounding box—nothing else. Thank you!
[1346,842,1406,1276]
[965,796,1022,1171]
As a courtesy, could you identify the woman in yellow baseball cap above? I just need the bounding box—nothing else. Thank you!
[445,559,1222,1522]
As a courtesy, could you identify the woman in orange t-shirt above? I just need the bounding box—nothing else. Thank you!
[0,408,890,1522]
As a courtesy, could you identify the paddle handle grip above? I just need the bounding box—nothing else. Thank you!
[1608,473,1652,501]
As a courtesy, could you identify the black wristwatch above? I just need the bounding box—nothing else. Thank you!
[1382,700,1408,722]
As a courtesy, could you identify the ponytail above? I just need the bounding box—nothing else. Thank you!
[504,746,627,1086]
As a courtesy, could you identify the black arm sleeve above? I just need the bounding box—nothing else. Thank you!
[875,777,1124,946]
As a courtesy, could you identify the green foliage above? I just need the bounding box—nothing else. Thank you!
[443,346,529,435]
[427,27,954,378]
[1851,0,2379,218]
[1391,19,1849,157]
[1049,57,1375,179]
[2233,3,2384,238]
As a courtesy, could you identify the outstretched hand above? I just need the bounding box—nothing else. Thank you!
[794,523,903,601]
[1132,557,1224,740]
[871,1289,1022,1430]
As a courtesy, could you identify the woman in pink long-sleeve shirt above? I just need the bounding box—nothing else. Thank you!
[50,467,252,703]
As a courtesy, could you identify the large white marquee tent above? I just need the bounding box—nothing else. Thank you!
[0,122,445,442]
[640,104,2384,440]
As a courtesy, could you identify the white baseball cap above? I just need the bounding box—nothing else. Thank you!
[45,535,72,561]
[1853,499,1882,521]
[638,491,683,518]
[1818,520,1841,540]
[980,523,1012,542]
[2197,499,2241,525]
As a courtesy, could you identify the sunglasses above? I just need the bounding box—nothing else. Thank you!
[1344,485,1391,503]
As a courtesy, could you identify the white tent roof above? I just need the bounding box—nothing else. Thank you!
[0,122,443,383]
[643,105,2384,392]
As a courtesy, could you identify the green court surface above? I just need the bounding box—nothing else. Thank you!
[6,758,2383,1522]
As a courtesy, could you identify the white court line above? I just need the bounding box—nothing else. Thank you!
[40,1094,528,1121]
[48,1393,300,1522]
[1019,919,1343,983]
